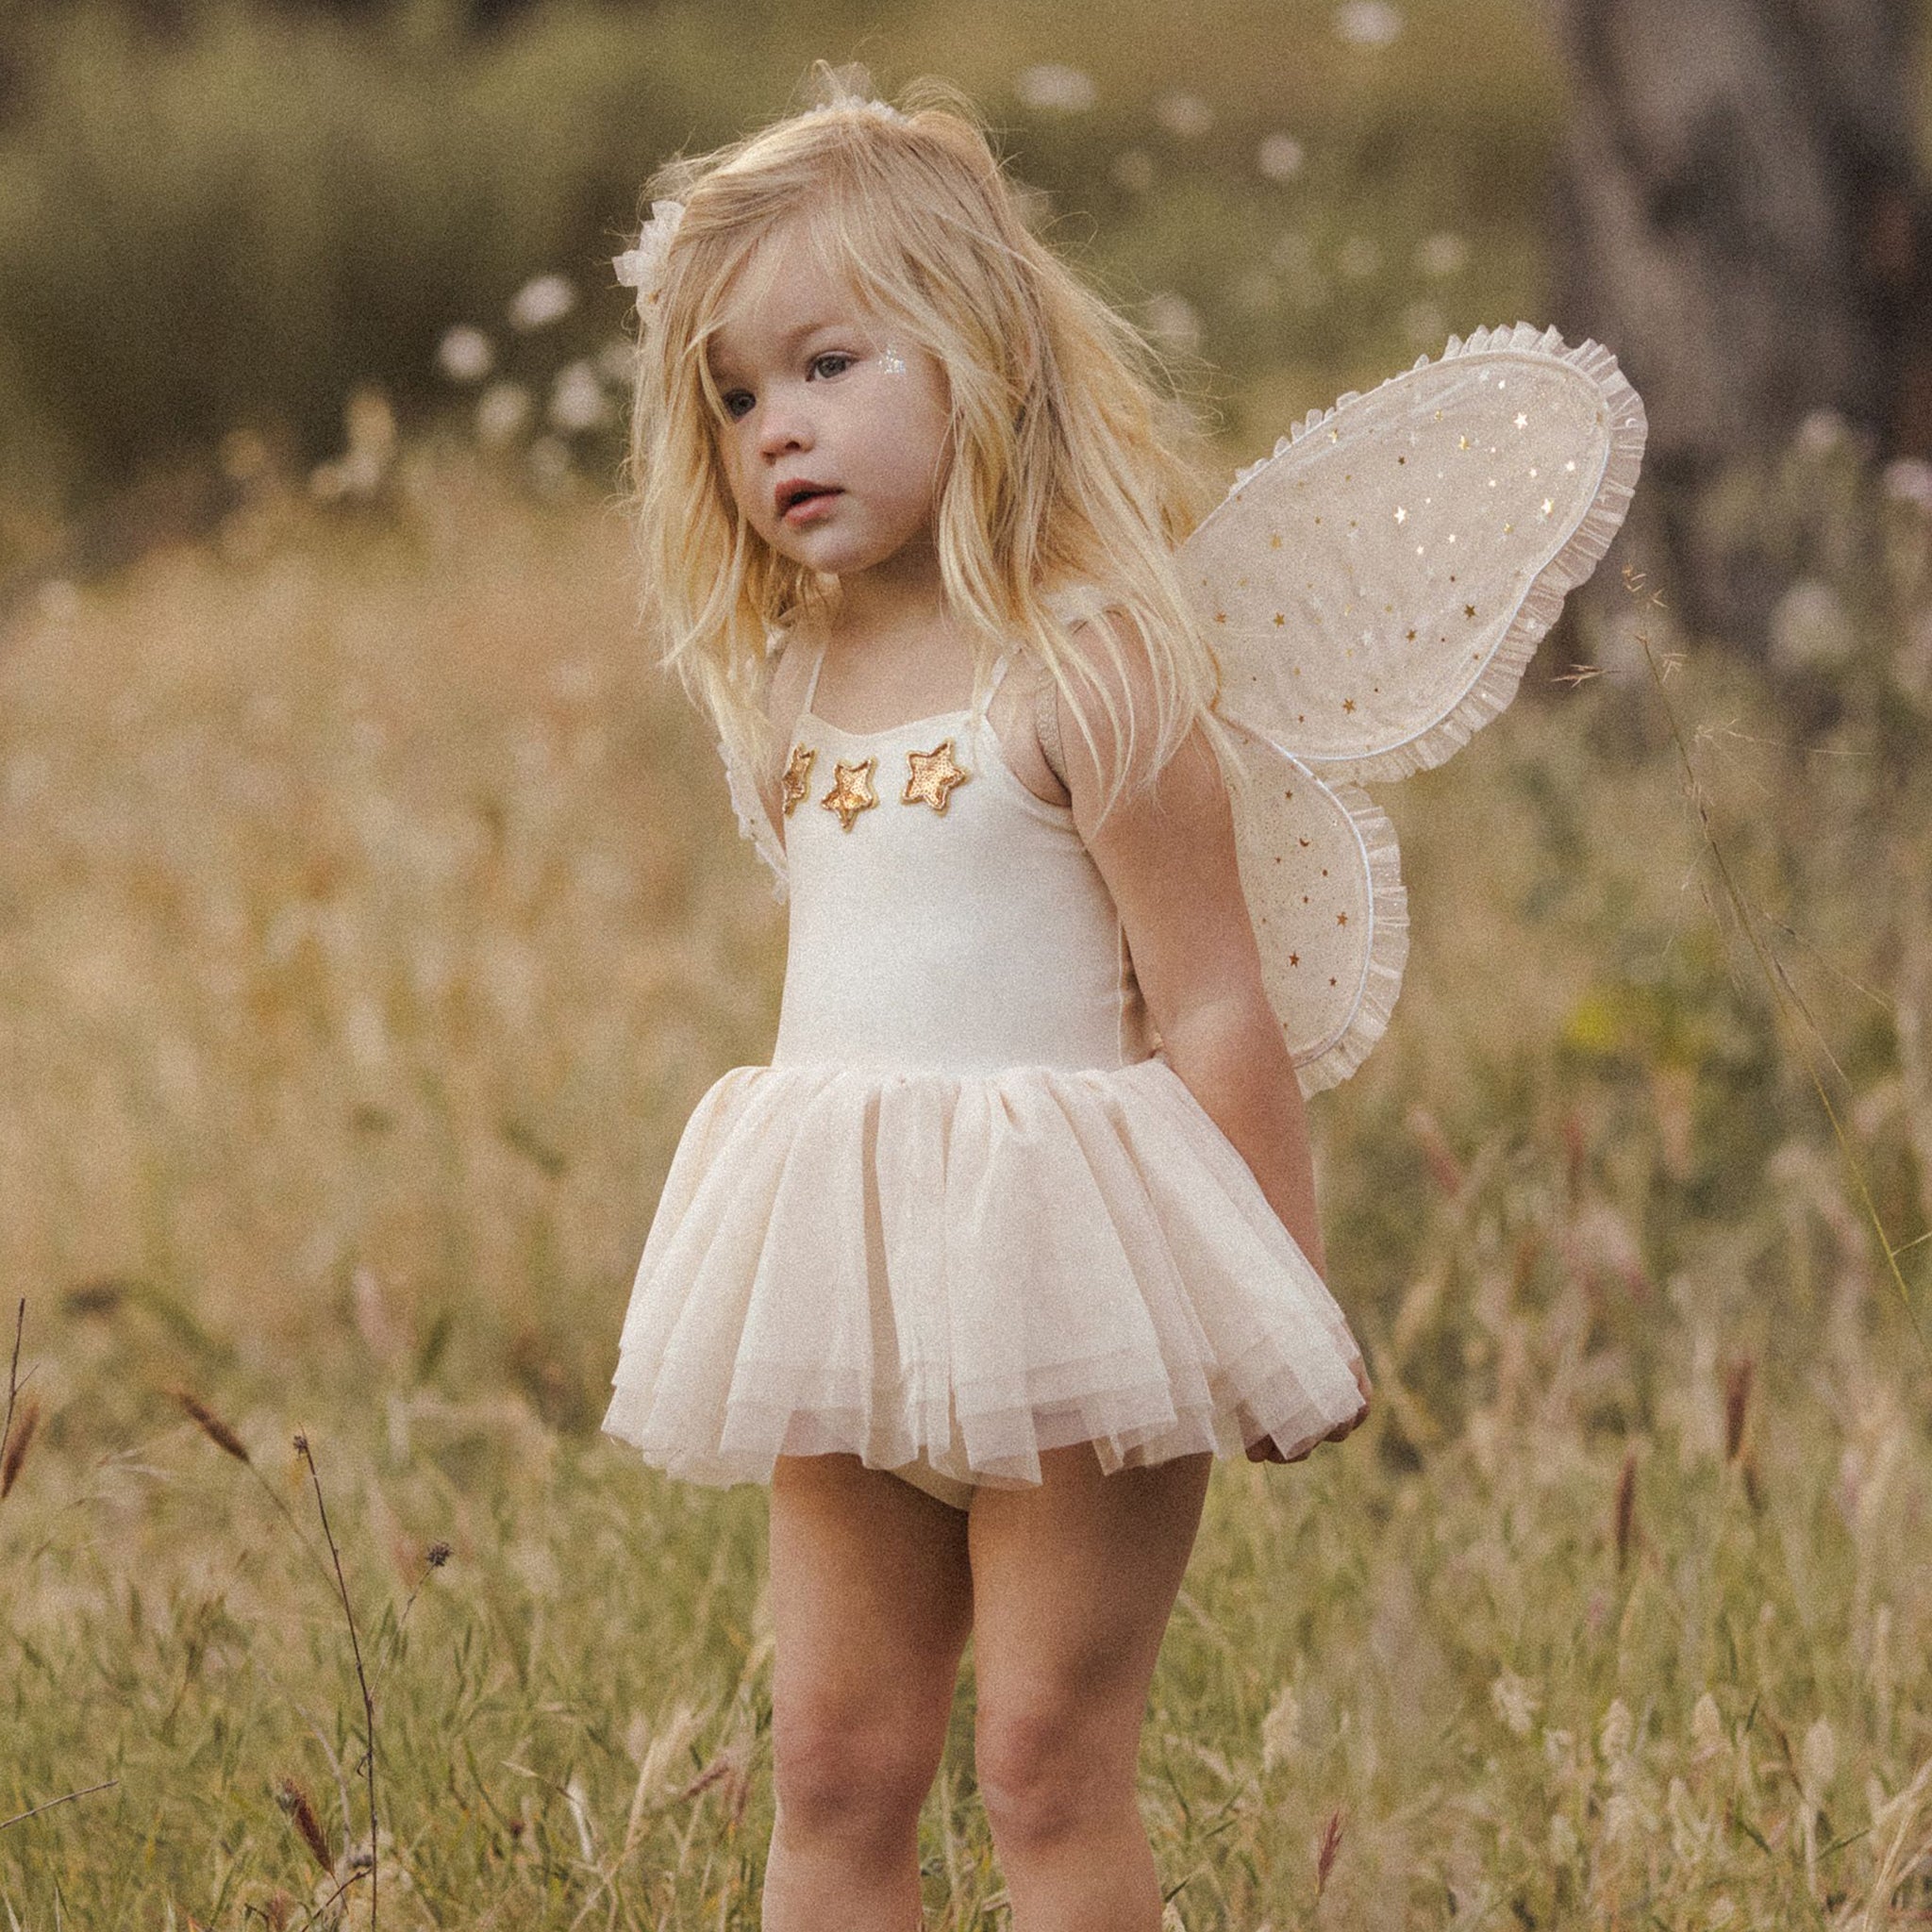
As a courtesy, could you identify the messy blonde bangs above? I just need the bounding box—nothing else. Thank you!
[622,80,1234,826]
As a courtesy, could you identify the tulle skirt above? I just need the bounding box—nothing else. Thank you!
[601,1053,1367,1505]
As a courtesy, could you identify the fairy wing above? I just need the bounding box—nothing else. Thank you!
[715,632,791,904]
[718,732,789,903]
[1191,323,1646,782]
[1218,720,1408,1092]
[1184,323,1646,1091]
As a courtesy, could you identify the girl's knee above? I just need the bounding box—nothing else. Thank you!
[974,1693,1134,1854]
[772,1697,941,1846]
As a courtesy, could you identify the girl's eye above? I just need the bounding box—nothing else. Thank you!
[809,353,854,380]
[721,391,755,421]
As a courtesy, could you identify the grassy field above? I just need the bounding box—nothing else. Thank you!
[0,422,1928,1928]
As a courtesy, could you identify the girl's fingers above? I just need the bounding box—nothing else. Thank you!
[1244,1382,1373,1464]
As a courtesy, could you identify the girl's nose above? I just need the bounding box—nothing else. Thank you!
[758,396,812,458]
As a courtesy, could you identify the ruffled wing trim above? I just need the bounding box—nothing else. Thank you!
[1207,321,1648,788]
[1293,773,1409,1093]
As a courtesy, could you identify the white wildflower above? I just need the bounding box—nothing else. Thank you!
[1769,578,1855,671]
[436,324,494,383]
[475,381,532,447]
[1794,408,1850,456]
[595,336,639,386]
[1334,1,1404,46]
[508,273,577,332]
[1882,457,1932,513]
[1015,63,1096,112]
[1155,92,1214,139]
[1143,291,1202,354]
[548,360,610,434]
[1257,133,1305,181]
[1490,1670,1540,1738]
[1415,231,1469,278]
[1260,1681,1302,1771]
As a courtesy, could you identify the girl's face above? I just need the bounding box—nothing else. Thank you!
[706,224,953,585]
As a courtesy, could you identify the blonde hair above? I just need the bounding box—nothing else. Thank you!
[619,72,1237,826]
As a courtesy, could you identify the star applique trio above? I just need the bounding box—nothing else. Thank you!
[791,739,973,831]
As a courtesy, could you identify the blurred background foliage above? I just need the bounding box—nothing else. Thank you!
[0,0,1560,588]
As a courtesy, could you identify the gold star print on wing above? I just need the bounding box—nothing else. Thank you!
[780,743,816,815]
[902,739,970,814]
[820,757,878,831]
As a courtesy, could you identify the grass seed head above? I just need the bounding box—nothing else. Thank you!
[174,1389,250,1464]
[1315,1806,1345,1900]
[1,1392,42,1498]
[1614,1443,1639,1571]
[274,1777,333,1874]
[1724,1355,1754,1462]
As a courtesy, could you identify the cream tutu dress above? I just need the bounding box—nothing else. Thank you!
[601,639,1368,1509]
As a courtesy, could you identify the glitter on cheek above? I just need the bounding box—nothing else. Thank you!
[876,343,908,376]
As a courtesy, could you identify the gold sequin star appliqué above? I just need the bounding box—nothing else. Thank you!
[780,742,816,816]
[902,739,971,814]
[820,756,878,831]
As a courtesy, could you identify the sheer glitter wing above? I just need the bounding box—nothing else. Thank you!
[1185,323,1647,1092]
[717,637,791,904]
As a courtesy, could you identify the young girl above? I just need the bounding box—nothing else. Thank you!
[603,76,1372,1931]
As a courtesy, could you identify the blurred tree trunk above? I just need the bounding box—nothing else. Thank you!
[1546,0,1932,652]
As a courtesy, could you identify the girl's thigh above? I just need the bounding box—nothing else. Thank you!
[768,1455,975,1752]
[965,1448,1212,1786]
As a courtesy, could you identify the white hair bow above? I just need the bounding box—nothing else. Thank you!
[612,199,687,325]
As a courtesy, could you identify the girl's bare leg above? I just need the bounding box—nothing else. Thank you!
[967,1446,1212,1932]
[762,1454,974,1931]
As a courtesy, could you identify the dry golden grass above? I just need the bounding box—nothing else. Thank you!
[2,440,1929,1927]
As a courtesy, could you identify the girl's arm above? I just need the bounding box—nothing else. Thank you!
[1057,615,1369,1456]
[1058,621,1324,1272]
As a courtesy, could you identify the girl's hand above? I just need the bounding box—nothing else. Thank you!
[1244,1357,1372,1464]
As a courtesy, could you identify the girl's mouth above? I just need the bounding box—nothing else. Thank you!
[779,483,841,525]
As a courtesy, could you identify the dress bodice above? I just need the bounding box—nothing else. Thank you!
[770,642,1156,1074]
